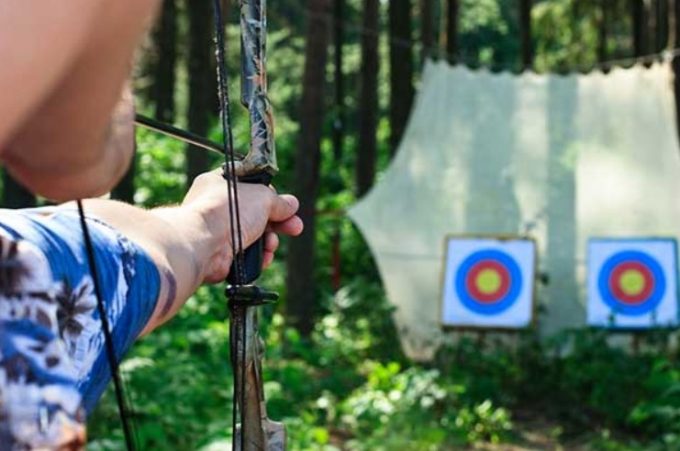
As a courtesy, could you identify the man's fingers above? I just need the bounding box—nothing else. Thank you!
[268,194,299,223]
[268,193,303,236]
[262,232,278,269]
[264,231,279,253]
[270,216,303,236]
[263,251,274,269]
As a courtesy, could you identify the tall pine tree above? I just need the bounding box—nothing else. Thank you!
[286,0,332,335]
[388,0,414,154]
[356,0,380,197]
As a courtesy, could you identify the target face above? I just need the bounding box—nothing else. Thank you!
[587,239,679,328]
[442,237,536,329]
[456,250,522,315]
[598,251,665,316]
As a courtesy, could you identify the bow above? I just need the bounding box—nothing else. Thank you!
[213,0,286,449]
[77,0,285,449]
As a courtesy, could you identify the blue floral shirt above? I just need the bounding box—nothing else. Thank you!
[0,208,160,449]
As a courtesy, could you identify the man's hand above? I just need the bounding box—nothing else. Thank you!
[181,170,303,283]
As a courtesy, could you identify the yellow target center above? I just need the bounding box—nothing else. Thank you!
[476,269,501,294]
[619,269,645,296]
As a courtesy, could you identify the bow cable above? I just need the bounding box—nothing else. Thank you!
[210,2,249,449]
[212,1,247,283]
[77,200,137,450]
[76,2,247,450]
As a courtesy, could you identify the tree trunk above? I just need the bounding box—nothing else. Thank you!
[420,0,434,62]
[649,0,659,52]
[186,0,215,185]
[152,0,178,122]
[330,0,346,291]
[1,173,36,208]
[632,0,647,56]
[654,0,669,52]
[332,0,345,163]
[285,0,332,336]
[389,0,414,154]
[111,145,137,203]
[598,0,609,64]
[445,0,459,64]
[673,0,680,144]
[671,0,677,47]
[519,0,533,70]
[356,0,380,197]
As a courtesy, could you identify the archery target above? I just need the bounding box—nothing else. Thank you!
[441,237,536,328]
[587,238,679,328]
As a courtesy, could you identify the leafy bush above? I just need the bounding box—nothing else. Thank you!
[332,362,513,449]
[628,358,680,447]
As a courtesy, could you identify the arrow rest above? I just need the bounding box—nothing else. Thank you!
[226,284,278,307]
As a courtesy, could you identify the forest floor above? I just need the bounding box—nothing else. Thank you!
[471,410,637,451]
[471,419,567,450]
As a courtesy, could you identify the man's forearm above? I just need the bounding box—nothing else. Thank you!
[72,198,222,333]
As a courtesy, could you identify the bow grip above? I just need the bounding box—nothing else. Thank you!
[226,171,273,285]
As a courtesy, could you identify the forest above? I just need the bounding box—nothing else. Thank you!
[4,0,680,450]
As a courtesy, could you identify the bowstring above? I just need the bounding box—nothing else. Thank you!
[211,1,249,450]
[77,200,137,450]
[213,0,247,284]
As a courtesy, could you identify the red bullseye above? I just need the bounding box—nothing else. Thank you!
[465,260,511,303]
[608,261,654,305]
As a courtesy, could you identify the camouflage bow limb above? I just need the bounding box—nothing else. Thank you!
[219,0,285,449]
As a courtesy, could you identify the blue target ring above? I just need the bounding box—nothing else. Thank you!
[597,250,666,316]
[455,249,523,315]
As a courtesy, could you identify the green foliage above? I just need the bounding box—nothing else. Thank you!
[89,286,234,449]
[336,363,512,449]
[134,128,187,206]
[533,0,599,71]
[436,329,680,448]
[84,1,679,449]
[90,263,680,450]
[459,0,515,69]
[455,400,513,444]
[628,358,680,446]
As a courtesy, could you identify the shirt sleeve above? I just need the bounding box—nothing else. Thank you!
[0,207,161,447]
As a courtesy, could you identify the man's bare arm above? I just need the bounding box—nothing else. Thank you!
[1,0,159,201]
[75,172,303,334]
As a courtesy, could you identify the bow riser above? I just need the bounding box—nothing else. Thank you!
[236,0,277,178]
[229,0,286,450]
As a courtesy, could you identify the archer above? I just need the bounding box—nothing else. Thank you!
[0,1,302,448]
